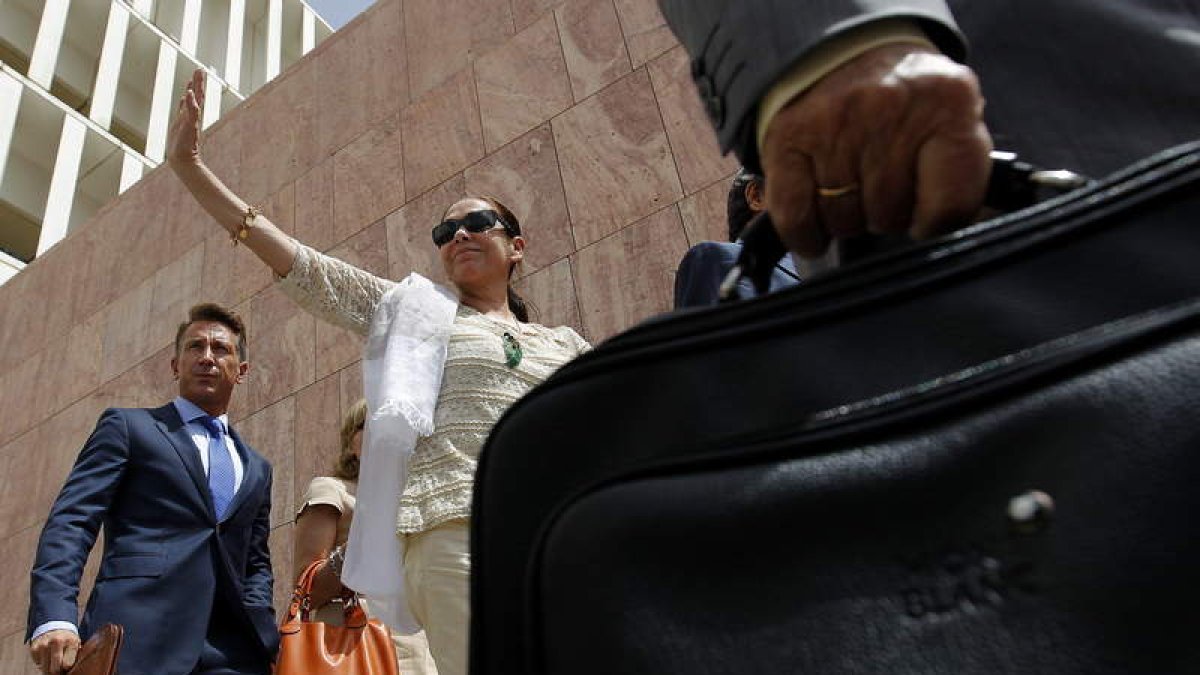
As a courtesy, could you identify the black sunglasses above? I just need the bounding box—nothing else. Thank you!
[431,209,512,247]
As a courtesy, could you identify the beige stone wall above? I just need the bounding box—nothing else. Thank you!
[0,0,736,666]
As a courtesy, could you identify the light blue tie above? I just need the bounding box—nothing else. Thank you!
[200,416,236,520]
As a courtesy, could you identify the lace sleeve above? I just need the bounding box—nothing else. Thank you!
[277,243,395,336]
[558,325,592,356]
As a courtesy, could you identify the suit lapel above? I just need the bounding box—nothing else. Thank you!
[222,427,259,523]
[152,404,217,519]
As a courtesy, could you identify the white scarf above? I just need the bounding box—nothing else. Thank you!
[341,272,458,633]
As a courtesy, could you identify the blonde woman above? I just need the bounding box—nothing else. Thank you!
[294,400,437,674]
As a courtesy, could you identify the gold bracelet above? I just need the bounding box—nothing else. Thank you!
[232,205,261,246]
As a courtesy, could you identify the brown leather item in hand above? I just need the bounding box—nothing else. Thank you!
[66,624,123,675]
[274,560,398,675]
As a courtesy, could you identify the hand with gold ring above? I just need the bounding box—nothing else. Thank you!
[761,43,993,258]
[816,184,860,199]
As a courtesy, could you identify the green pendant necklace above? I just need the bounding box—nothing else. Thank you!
[501,331,523,368]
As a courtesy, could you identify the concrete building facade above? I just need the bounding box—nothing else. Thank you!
[0,0,737,669]
[0,0,334,283]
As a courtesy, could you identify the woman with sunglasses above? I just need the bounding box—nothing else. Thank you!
[166,69,589,675]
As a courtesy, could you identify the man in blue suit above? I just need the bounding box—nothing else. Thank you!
[674,169,801,308]
[27,303,277,675]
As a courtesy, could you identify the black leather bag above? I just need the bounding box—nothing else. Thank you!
[469,141,1200,674]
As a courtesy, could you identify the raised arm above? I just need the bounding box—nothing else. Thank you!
[166,69,297,276]
[168,69,393,334]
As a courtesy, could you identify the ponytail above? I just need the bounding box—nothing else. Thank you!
[472,194,536,322]
[507,285,531,323]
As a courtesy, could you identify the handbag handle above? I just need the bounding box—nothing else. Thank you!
[282,559,369,629]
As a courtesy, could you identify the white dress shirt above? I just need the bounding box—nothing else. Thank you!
[173,396,245,493]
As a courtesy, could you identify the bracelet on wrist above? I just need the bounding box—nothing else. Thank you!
[232,205,260,246]
[326,544,346,578]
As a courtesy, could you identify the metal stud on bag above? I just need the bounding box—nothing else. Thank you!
[1007,490,1055,534]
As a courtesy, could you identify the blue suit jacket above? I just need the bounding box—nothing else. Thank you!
[27,404,278,674]
[674,241,801,309]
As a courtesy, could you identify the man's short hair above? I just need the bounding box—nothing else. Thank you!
[174,303,248,361]
[727,168,764,242]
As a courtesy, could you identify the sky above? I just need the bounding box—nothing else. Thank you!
[306,0,376,30]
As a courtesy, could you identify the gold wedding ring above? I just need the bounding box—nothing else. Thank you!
[816,184,860,198]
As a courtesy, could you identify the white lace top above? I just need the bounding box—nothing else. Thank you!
[279,243,590,533]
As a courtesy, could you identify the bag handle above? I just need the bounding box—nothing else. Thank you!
[281,559,370,628]
[721,151,1092,300]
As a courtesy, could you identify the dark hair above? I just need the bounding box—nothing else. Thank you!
[174,302,248,361]
[334,399,367,480]
[727,168,764,242]
[474,196,537,323]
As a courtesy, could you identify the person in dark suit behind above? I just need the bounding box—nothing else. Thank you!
[27,303,277,675]
[673,169,801,308]
[658,0,1199,259]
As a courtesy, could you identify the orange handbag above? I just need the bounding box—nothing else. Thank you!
[274,560,399,675]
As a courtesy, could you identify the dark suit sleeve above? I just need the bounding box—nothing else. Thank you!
[657,0,966,171]
[241,462,280,658]
[27,409,130,638]
[674,243,734,309]
[242,464,274,609]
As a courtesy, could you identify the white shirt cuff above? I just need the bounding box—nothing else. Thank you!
[31,621,78,642]
[755,18,936,153]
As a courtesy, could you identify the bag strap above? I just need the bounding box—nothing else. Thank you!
[342,596,370,629]
[282,558,372,628]
[283,559,325,624]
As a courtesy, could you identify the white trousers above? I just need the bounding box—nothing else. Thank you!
[403,519,471,675]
